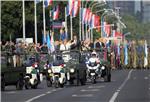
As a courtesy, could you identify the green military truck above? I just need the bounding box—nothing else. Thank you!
[1,52,26,91]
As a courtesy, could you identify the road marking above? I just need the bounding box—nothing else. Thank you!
[72,94,93,97]
[109,69,133,102]
[144,77,148,80]
[25,88,62,102]
[80,89,100,92]
[46,91,52,94]
[25,94,46,102]
[88,85,105,89]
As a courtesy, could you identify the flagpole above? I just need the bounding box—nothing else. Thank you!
[34,0,37,44]
[65,7,68,40]
[23,0,26,43]
[70,15,73,40]
[79,2,81,41]
[81,1,84,40]
[43,0,46,42]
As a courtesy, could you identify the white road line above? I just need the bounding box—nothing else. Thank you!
[25,94,46,102]
[109,69,133,102]
[72,94,93,97]
[80,89,100,92]
[25,88,62,102]
[144,77,148,80]
[46,91,52,94]
[88,85,105,89]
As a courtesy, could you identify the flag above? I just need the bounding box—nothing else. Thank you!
[95,15,100,31]
[90,14,95,28]
[88,11,92,25]
[50,32,55,52]
[44,0,52,7]
[104,23,111,37]
[124,43,128,65]
[66,5,70,16]
[72,0,80,17]
[46,33,51,50]
[53,5,59,20]
[68,0,74,15]
[82,8,87,23]
[144,40,148,67]
[84,8,90,24]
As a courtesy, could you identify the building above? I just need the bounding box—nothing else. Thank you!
[107,1,135,16]
[141,1,150,23]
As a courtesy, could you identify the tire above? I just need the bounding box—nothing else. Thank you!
[54,80,59,88]
[31,79,38,89]
[59,83,64,88]
[1,76,5,91]
[25,79,30,89]
[91,76,96,84]
[16,79,24,90]
[46,79,52,87]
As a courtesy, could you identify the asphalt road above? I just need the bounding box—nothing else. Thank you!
[1,69,150,102]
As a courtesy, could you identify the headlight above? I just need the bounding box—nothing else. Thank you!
[48,69,52,73]
[70,68,75,73]
[101,66,105,70]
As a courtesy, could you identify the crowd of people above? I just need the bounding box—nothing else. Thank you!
[1,32,150,69]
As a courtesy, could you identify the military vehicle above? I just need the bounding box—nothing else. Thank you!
[1,52,26,91]
[63,50,87,86]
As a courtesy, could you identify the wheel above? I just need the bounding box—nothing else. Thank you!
[59,83,64,88]
[46,79,52,87]
[16,79,24,90]
[31,79,38,89]
[24,79,30,89]
[54,80,59,88]
[91,76,96,84]
[1,76,5,91]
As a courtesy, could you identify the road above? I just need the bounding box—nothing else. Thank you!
[2,69,150,102]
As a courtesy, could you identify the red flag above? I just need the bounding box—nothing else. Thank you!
[68,0,74,15]
[53,5,59,20]
[105,23,111,37]
[95,15,100,31]
[72,0,80,17]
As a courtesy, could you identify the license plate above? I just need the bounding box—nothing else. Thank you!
[91,73,95,76]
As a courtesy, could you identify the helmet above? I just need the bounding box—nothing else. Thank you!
[91,51,97,56]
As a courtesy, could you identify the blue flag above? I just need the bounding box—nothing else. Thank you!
[124,43,128,65]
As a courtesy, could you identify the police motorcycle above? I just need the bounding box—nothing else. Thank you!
[24,56,43,89]
[86,52,100,84]
[44,61,53,87]
[50,55,66,88]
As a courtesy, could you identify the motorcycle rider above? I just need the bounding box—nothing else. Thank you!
[86,51,100,77]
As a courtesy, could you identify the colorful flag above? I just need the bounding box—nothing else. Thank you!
[45,0,52,7]
[104,23,111,37]
[124,42,128,65]
[82,8,87,23]
[84,8,90,24]
[46,33,51,50]
[72,0,80,17]
[66,5,70,16]
[88,11,92,25]
[50,32,55,52]
[68,0,74,15]
[53,5,59,20]
[144,40,148,67]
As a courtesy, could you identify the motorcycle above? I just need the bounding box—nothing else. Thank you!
[44,63,53,87]
[86,61,100,84]
[25,61,42,89]
[51,63,66,88]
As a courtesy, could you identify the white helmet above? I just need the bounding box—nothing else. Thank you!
[91,51,97,56]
